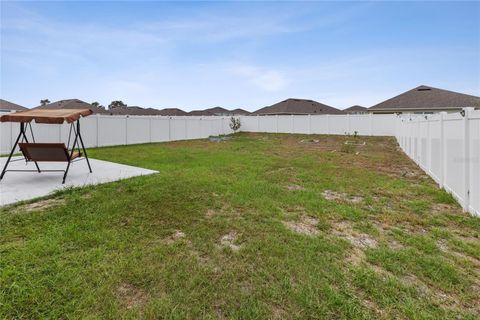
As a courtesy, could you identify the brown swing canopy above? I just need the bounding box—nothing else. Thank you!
[0,109,93,124]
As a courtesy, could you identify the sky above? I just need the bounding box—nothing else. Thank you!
[1,1,479,111]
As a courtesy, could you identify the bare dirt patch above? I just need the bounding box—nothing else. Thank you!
[299,139,319,144]
[205,209,216,218]
[332,221,377,249]
[322,190,363,204]
[283,216,319,236]
[388,240,404,250]
[19,198,65,212]
[431,203,457,214]
[345,247,367,266]
[165,230,186,244]
[115,282,149,310]
[286,184,305,191]
[218,231,242,251]
[437,239,480,268]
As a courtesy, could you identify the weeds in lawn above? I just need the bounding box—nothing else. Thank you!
[1,133,479,319]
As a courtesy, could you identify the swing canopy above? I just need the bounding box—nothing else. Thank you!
[0,109,93,124]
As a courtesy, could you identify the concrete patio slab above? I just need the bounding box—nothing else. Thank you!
[0,156,158,206]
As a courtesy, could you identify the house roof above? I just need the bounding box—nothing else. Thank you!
[204,106,230,114]
[253,98,344,115]
[369,85,480,112]
[188,109,215,116]
[231,108,251,115]
[108,106,163,116]
[0,99,28,111]
[157,108,188,116]
[34,99,109,114]
[344,105,367,113]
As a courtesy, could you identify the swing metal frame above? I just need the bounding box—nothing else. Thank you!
[0,110,92,184]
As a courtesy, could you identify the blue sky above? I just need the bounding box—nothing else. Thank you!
[1,1,479,111]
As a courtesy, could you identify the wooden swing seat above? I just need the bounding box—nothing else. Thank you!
[19,143,81,162]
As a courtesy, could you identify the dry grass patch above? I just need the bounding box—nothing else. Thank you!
[115,282,149,310]
[332,221,377,249]
[218,231,242,251]
[19,198,65,212]
[286,184,305,191]
[322,190,363,204]
[431,203,457,214]
[165,230,186,244]
[283,215,319,236]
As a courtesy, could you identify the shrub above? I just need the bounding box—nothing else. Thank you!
[229,117,241,133]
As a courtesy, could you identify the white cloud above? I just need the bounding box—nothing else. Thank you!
[230,65,288,92]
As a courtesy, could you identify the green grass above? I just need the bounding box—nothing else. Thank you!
[1,133,479,319]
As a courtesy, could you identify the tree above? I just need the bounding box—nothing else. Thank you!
[40,99,50,106]
[108,100,127,110]
[91,101,105,109]
[229,117,241,133]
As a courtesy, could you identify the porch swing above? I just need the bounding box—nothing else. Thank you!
[0,109,93,184]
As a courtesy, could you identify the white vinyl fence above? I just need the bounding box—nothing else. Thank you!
[1,111,478,216]
[0,115,233,154]
[396,108,480,216]
[240,114,397,136]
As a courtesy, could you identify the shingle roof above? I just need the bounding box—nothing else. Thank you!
[344,105,367,113]
[369,85,480,112]
[0,99,28,111]
[108,106,163,116]
[231,108,251,115]
[157,108,188,116]
[187,107,249,116]
[204,106,230,115]
[34,99,109,114]
[253,98,344,115]
[188,109,215,116]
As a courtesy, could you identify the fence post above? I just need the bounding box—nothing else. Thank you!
[463,107,474,212]
[10,120,13,150]
[326,115,330,134]
[149,117,152,143]
[184,117,188,140]
[308,114,312,134]
[291,114,294,133]
[257,115,260,132]
[426,115,431,174]
[369,113,373,136]
[439,112,446,188]
[96,114,99,147]
[276,115,279,133]
[347,113,351,134]
[125,116,128,145]
[168,117,172,141]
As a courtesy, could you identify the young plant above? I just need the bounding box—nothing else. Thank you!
[229,117,241,133]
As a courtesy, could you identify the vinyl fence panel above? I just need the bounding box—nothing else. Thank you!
[396,108,479,216]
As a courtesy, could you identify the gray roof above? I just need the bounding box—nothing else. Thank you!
[369,85,480,112]
[34,99,109,114]
[108,106,163,116]
[204,106,230,115]
[0,99,28,111]
[188,109,215,116]
[157,108,188,116]
[253,98,344,115]
[344,105,368,113]
[231,108,251,115]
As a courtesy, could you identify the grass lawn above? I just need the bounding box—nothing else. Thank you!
[1,133,479,319]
